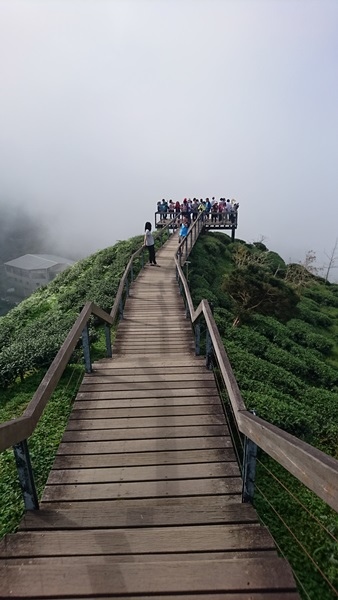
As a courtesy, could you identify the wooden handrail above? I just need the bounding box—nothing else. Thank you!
[0,222,177,453]
[175,229,338,512]
[0,302,112,452]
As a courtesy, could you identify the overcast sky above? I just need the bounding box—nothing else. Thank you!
[0,0,337,271]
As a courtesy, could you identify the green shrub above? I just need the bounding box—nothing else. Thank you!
[297,300,333,328]
[224,341,306,399]
[287,319,334,356]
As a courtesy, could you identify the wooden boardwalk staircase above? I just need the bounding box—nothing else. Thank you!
[0,234,300,598]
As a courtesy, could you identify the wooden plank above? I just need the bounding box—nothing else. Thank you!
[114,334,192,340]
[76,388,221,399]
[62,425,228,442]
[47,462,240,485]
[1,524,275,556]
[73,396,221,409]
[90,366,205,376]
[42,477,242,501]
[2,550,279,565]
[66,415,226,431]
[69,405,224,419]
[36,594,300,600]
[0,558,298,596]
[94,356,205,368]
[82,372,215,383]
[114,345,195,352]
[113,348,195,354]
[52,448,236,468]
[78,381,217,392]
[57,436,232,454]
[21,498,258,529]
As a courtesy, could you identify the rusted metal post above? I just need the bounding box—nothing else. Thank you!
[195,322,200,355]
[104,323,112,358]
[13,440,39,510]
[81,324,92,373]
[206,329,213,370]
[242,416,258,503]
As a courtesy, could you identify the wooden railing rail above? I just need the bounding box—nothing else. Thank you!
[175,228,338,513]
[0,302,112,453]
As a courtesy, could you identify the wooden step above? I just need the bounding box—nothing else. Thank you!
[20,498,258,529]
[0,557,298,597]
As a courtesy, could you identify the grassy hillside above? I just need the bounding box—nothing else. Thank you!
[189,231,338,455]
[189,231,338,598]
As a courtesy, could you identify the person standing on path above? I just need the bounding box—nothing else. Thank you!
[144,221,158,266]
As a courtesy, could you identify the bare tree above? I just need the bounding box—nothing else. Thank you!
[323,238,338,284]
[232,245,270,269]
[285,250,321,289]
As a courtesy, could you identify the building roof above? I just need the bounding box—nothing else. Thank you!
[4,254,75,271]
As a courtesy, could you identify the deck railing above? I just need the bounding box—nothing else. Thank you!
[175,218,338,513]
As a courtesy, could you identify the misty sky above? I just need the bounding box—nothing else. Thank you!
[0,0,337,273]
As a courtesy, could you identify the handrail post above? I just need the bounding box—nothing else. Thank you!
[81,324,92,373]
[13,439,39,510]
[130,263,134,282]
[195,322,200,355]
[242,430,258,503]
[125,276,129,297]
[104,323,112,358]
[206,329,213,370]
[119,297,123,320]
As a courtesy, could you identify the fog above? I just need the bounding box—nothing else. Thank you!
[0,0,337,273]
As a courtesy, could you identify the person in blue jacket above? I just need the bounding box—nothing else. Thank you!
[179,217,189,243]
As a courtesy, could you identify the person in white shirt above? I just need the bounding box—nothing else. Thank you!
[144,222,158,266]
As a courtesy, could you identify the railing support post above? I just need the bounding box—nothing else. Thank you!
[104,323,112,358]
[206,330,213,370]
[195,322,200,355]
[13,439,39,511]
[242,433,258,503]
[119,297,124,320]
[82,324,92,373]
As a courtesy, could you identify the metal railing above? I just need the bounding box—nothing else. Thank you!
[174,219,338,513]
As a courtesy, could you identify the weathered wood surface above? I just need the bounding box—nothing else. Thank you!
[0,559,297,597]
[0,233,299,598]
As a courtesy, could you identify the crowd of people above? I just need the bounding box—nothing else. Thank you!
[156,197,239,225]
[146,197,240,266]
